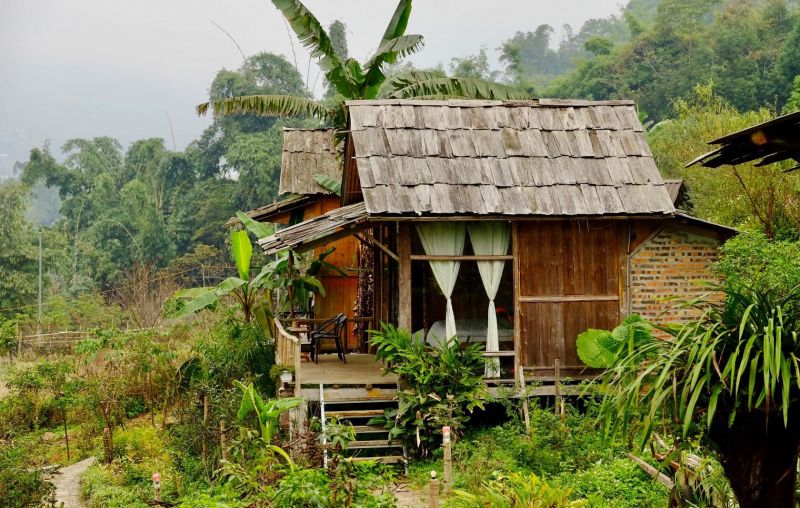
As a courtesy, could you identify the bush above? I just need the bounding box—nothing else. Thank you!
[271,466,396,508]
[450,472,585,508]
[553,458,666,508]
[716,231,800,296]
[369,324,488,457]
[0,444,54,508]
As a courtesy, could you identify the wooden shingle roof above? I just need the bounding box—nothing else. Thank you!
[279,128,340,196]
[346,99,674,216]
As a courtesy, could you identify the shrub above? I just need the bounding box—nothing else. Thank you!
[271,465,396,508]
[716,231,800,297]
[450,472,585,508]
[369,324,488,457]
[553,458,666,508]
[0,444,54,508]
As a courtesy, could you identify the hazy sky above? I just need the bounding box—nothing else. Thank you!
[0,0,624,175]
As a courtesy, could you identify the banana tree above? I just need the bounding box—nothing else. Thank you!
[234,380,302,467]
[197,0,529,131]
[173,212,342,329]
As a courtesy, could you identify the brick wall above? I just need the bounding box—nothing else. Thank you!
[629,227,722,324]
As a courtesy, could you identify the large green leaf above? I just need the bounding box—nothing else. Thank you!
[231,230,253,281]
[214,277,248,296]
[270,0,361,97]
[386,76,530,100]
[173,289,219,319]
[197,95,332,120]
[313,174,341,195]
[576,329,617,368]
[271,0,342,71]
[235,211,274,239]
[363,0,415,97]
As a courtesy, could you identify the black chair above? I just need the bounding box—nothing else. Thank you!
[309,313,348,364]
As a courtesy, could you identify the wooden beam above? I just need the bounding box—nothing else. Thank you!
[410,254,514,261]
[519,295,619,303]
[397,222,412,330]
[355,232,399,263]
[512,222,522,374]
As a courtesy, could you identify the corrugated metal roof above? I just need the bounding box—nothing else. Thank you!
[346,99,674,216]
[258,201,368,255]
[278,128,340,196]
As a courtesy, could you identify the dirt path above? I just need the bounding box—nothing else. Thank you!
[51,457,96,508]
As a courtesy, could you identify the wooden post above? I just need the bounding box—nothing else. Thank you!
[152,472,161,502]
[202,394,209,466]
[442,426,452,496]
[219,420,228,462]
[518,368,531,434]
[554,359,563,422]
[429,471,440,508]
[397,222,412,331]
[512,222,522,378]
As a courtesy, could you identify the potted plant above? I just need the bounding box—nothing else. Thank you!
[270,364,295,385]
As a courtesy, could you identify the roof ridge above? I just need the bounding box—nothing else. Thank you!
[345,98,635,107]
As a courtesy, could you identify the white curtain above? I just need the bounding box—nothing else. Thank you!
[468,222,511,378]
[416,223,466,342]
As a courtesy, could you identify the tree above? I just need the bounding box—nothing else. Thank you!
[648,83,800,239]
[0,182,37,317]
[225,126,284,210]
[198,0,527,131]
[593,237,800,507]
[449,47,499,81]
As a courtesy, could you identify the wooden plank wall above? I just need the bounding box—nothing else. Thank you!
[516,220,624,376]
[303,197,361,349]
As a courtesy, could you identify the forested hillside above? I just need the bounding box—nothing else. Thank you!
[3,0,800,325]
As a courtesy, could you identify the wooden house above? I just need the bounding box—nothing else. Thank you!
[253,99,735,399]
[233,129,365,350]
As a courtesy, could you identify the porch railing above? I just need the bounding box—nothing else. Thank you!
[274,318,301,395]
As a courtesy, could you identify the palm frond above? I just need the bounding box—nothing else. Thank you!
[364,35,425,74]
[271,0,341,72]
[196,95,332,121]
[362,0,416,98]
[387,77,531,101]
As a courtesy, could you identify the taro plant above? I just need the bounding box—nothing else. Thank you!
[368,324,487,457]
[594,282,800,508]
[575,314,657,369]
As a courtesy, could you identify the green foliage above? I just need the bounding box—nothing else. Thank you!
[408,407,666,508]
[715,232,800,298]
[271,465,396,508]
[552,458,666,508]
[199,0,528,131]
[596,279,800,448]
[648,83,800,238]
[0,444,55,508]
[576,314,655,368]
[369,324,487,456]
[234,381,301,465]
[450,472,585,508]
[314,173,342,196]
[0,181,37,316]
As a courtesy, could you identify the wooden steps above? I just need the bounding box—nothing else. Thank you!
[319,384,407,474]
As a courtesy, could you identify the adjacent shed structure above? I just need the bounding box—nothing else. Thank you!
[256,99,735,384]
